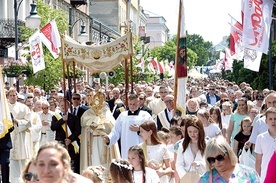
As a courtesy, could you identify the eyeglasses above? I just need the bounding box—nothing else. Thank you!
[164,100,173,103]
[42,107,49,110]
[160,91,168,94]
[209,88,215,91]
[51,90,56,93]
[72,98,80,100]
[24,172,39,181]
[207,154,226,164]
[257,98,264,101]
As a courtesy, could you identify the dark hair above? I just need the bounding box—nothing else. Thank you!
[139,121,162,145]
[182,117,206,156]
[169,126,183,138]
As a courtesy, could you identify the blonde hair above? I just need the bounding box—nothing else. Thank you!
[205,136,237,171]
[82,166,105,183]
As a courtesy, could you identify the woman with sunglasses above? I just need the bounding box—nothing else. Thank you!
[198,135,260,182]
[175,116,206,180]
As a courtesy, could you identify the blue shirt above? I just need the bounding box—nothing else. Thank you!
[198,164,260,183]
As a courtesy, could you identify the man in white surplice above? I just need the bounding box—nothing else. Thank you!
[7,88,32,183]
[104,93,153,159]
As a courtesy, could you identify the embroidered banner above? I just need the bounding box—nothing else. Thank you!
[62,32,133,72]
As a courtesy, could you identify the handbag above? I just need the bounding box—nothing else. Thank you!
[180,166,201,183]
[239,147,255,168]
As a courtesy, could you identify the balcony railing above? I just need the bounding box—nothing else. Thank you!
[0,19,25,48]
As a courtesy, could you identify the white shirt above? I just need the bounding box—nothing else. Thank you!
[133,167,160,183]
[255,131,276,182]
[249,116,268,144]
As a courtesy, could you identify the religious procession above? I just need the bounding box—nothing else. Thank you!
[1,0,276,183]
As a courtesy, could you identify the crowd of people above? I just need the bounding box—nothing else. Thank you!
[0,77,276,183]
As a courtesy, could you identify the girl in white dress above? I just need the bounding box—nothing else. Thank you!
[210,106,227,138]
[197,108,221,139]
[128,145,160,183]
[175,116,207,180]
[139,121,173,183]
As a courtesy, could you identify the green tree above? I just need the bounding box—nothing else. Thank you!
[21,0,69,91]
[186,34,213,66]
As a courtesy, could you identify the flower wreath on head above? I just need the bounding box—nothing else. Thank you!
[111,159,133,170]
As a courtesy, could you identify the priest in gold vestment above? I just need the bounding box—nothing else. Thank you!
[80,91,120,175]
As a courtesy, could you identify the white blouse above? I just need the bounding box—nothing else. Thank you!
[176,143,206,179]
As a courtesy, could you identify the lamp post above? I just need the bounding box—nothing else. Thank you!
[69,7,88,42]
[14,0,41,92]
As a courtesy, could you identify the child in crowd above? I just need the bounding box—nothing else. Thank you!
[82,165,105,183]
[233,117,253,157]
[210,106,226,137]
[128,146,160,183]
[109,158,133,183]
[221,101,233,130]
[197,108,221,139]
[169,126,184,183]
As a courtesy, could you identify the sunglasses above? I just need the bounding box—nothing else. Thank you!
[207,154,226,164]
[139,98,144,100]
[72,98,80,100]
[24,172,39,181]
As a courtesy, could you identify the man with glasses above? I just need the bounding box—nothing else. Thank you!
[156,95,182,130]
[71,93,89,121]
[145,86,154,97]
[206,85,220,106]
[138,92,152,115]
[148,85,168,121]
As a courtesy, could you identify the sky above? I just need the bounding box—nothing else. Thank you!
[140,0,242,45]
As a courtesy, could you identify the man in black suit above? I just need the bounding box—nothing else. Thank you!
[138,92,152,115]
[71,93,89,120]
[51,100,81,174]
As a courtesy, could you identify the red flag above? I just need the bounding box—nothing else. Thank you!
[229,17,242,56]
[157,61,164,74]
[40,20,61,59]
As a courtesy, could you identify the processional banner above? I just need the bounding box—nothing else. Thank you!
[62,32,133,72]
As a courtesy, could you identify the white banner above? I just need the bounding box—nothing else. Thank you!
[29,31,45,74]
[242,0,273,53]
[243,48,262,72]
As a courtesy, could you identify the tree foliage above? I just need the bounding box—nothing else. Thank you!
[21,0,69,91]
